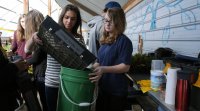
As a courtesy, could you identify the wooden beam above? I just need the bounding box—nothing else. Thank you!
[68,0,98,16]
[123,0,143,13]
[23,0,29,14]
[48,0,52,16]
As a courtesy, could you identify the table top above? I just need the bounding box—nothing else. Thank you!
[148,90,176,111]
[128,73,176,111]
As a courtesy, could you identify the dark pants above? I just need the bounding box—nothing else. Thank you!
[36,80,47,111]
[96,90,127,111]
[45,86,58,111]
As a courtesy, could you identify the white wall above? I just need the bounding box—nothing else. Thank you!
[125,0,200,58]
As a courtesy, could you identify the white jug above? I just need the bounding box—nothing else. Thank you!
[164,67,181,105]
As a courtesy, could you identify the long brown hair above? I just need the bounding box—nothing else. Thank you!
[25,9,44,40]
[58,4,82,38]
[16,14,26,41]
[100,8,126,44]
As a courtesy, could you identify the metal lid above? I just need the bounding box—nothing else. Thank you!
[177,70,191,80]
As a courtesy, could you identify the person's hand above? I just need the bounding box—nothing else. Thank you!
[14,59,29,72]
[7,51,14,57]
[89,66,104,83]
[32,32,43,45]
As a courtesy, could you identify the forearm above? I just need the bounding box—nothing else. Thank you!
[24,37,35,54]
[11,41,17,53]
[89,63,130,83]
[11,33,17,52]
[102,63,130,74]
[26,47,45,65]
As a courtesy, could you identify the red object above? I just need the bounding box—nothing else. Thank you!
[175,70,191,111]
[175,80,190,111]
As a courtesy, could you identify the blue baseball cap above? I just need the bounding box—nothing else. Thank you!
[105,1,121,9]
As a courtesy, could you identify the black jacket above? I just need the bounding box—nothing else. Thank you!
[0,48,19,111]
[27,46,47,82]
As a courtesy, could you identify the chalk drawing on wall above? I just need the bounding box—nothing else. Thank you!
[126,0,200,57]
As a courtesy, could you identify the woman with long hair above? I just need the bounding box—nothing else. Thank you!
[89,8,133,111]
[10,14,29,59]
[24,9,48,111]
[31,4,84,111]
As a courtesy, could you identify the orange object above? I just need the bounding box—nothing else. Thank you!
[163,62,171,74]
[193,71,200,88]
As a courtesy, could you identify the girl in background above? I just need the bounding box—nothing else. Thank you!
[9,14,29,107]
[10,14,30,59]
[89,8,133,111]
[24,9,47,111]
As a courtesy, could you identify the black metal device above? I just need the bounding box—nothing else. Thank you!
[37,15,96,69]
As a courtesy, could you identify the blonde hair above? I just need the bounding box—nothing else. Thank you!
[100,8,126,44]
[16,14,26,41]
[25,9,44,40]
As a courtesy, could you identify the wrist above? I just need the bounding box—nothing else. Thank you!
[101,66,106,74]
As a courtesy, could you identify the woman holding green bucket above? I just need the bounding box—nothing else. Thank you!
[31,4,84,111]
[89,7,133,111]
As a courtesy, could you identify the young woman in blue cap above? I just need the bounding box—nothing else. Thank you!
[87,1,121,57]
[89,7,133,111]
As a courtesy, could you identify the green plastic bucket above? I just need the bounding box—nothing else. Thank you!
[57,67,95,111]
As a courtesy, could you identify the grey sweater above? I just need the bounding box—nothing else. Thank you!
[87,16,103,57]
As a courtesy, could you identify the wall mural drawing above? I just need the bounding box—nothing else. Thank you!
[125,0,200,57]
